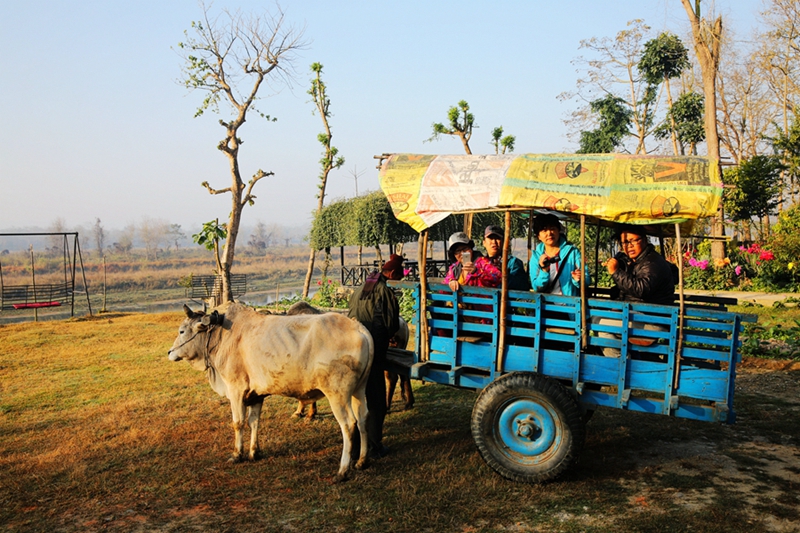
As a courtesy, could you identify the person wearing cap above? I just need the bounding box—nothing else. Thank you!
[347,253,403,459]
[443,232,501,291]
[481,225,531,291]
[529,214,588,295]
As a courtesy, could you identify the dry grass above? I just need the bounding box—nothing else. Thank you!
[1,312,800,532]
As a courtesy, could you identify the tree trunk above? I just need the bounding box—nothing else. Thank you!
[681,0,725,260]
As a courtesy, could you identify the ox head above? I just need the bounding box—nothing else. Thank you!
[167,305,225,363]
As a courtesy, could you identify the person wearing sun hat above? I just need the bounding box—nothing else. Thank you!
[481,224,531,291]
[443,231,501,291]
[347,254,403,459]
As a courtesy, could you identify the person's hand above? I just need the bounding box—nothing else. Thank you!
[448,280,460,291]
[605,258,619,275]
[461,262,475,275]
[572,268,581,281]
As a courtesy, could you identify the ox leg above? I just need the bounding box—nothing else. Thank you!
[384,371,398,412]
[291,400,318,421]
[401,376,415,410]
[326,394,359,482]
[228,399,247,463]
[291,400,305,419]
[351,390,369,471]
[247,400,263,461]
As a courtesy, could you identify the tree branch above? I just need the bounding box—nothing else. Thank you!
[201,181,232,195]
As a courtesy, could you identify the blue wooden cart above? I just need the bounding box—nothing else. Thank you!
[378,153,757,483]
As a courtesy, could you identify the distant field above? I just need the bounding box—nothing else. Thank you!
[1,311,799,532]
[0,244,390,322]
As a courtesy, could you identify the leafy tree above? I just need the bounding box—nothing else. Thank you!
[576,94,632,153]
[639,32,691,155]
[248,221,268,255]
[655,92,705,155]
[428,100,475,154]
[303,63,345,296]
[723,155,785,241]
[771,115,800,205]
[177,4,304,302]
[193,219,227,274]
[490,126,516,154]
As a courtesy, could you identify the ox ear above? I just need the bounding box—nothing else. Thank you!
[201,310,225,327]
[184,305,196,319]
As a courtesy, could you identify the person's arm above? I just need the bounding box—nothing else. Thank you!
[529,252,551,292]
[467,257,501,287]
[611,258,659,299]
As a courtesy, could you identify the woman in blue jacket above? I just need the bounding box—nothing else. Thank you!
[529,214,589,295]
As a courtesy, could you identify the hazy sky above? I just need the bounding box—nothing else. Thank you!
[0,0,765,234]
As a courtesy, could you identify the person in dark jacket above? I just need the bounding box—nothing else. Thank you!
[598,225,675,357]
[348,254,402,459]
[606,225,675,305]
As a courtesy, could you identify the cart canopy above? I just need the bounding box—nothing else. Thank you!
[379,153,721,232]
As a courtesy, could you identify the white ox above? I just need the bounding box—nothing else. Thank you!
[168,302,374,481]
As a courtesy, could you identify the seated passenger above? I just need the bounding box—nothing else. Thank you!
[606,225,675,305]
[529,214,588,295]
[482,225,531,291]
[443,231,501,292]
[597,224,676,357]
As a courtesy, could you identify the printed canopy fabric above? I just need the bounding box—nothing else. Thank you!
[379,153,722,232]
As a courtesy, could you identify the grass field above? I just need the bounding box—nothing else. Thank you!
[1,310,799,532]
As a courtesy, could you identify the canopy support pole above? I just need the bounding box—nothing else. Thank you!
[419,230,430,362]
[497,211,511,374]
[580,216,588,350]
[527,210,534,262]
[673,223,685,390]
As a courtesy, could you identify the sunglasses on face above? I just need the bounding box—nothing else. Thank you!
[621,237,643,247]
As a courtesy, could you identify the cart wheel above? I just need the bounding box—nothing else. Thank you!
[471,372,585,483]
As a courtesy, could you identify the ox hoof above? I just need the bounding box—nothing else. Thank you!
[248,450,261,461]
[333,472,349,484]
[227,454,244,464]
[290,412,302,419]
[403,403,414,411]
[355,458,368,470]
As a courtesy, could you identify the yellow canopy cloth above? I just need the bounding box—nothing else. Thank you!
[379,153,721,232]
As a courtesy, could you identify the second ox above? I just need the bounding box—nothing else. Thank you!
[287,301,412,418]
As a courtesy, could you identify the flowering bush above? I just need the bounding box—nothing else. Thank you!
[314,277,349,308]
[683,252,743,290]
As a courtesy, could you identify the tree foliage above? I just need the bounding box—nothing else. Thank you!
[577,95,632,153]
[723,155,785,223]
[428,100,475,154]
[490,126,516,154]
[655,92,705,154]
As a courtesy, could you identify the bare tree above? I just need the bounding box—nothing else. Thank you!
[561,19,658,154]
[114,224,135,256]
[47,217,67,255]
[178,3,304,302]
[92,218,105,257]
[680,0,726,259]
[166,224,186,251]
[139,217,170,260]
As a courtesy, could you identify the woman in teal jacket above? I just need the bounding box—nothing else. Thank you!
[529,214,589,296]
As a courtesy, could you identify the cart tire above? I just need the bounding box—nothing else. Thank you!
[471,372,585,483]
